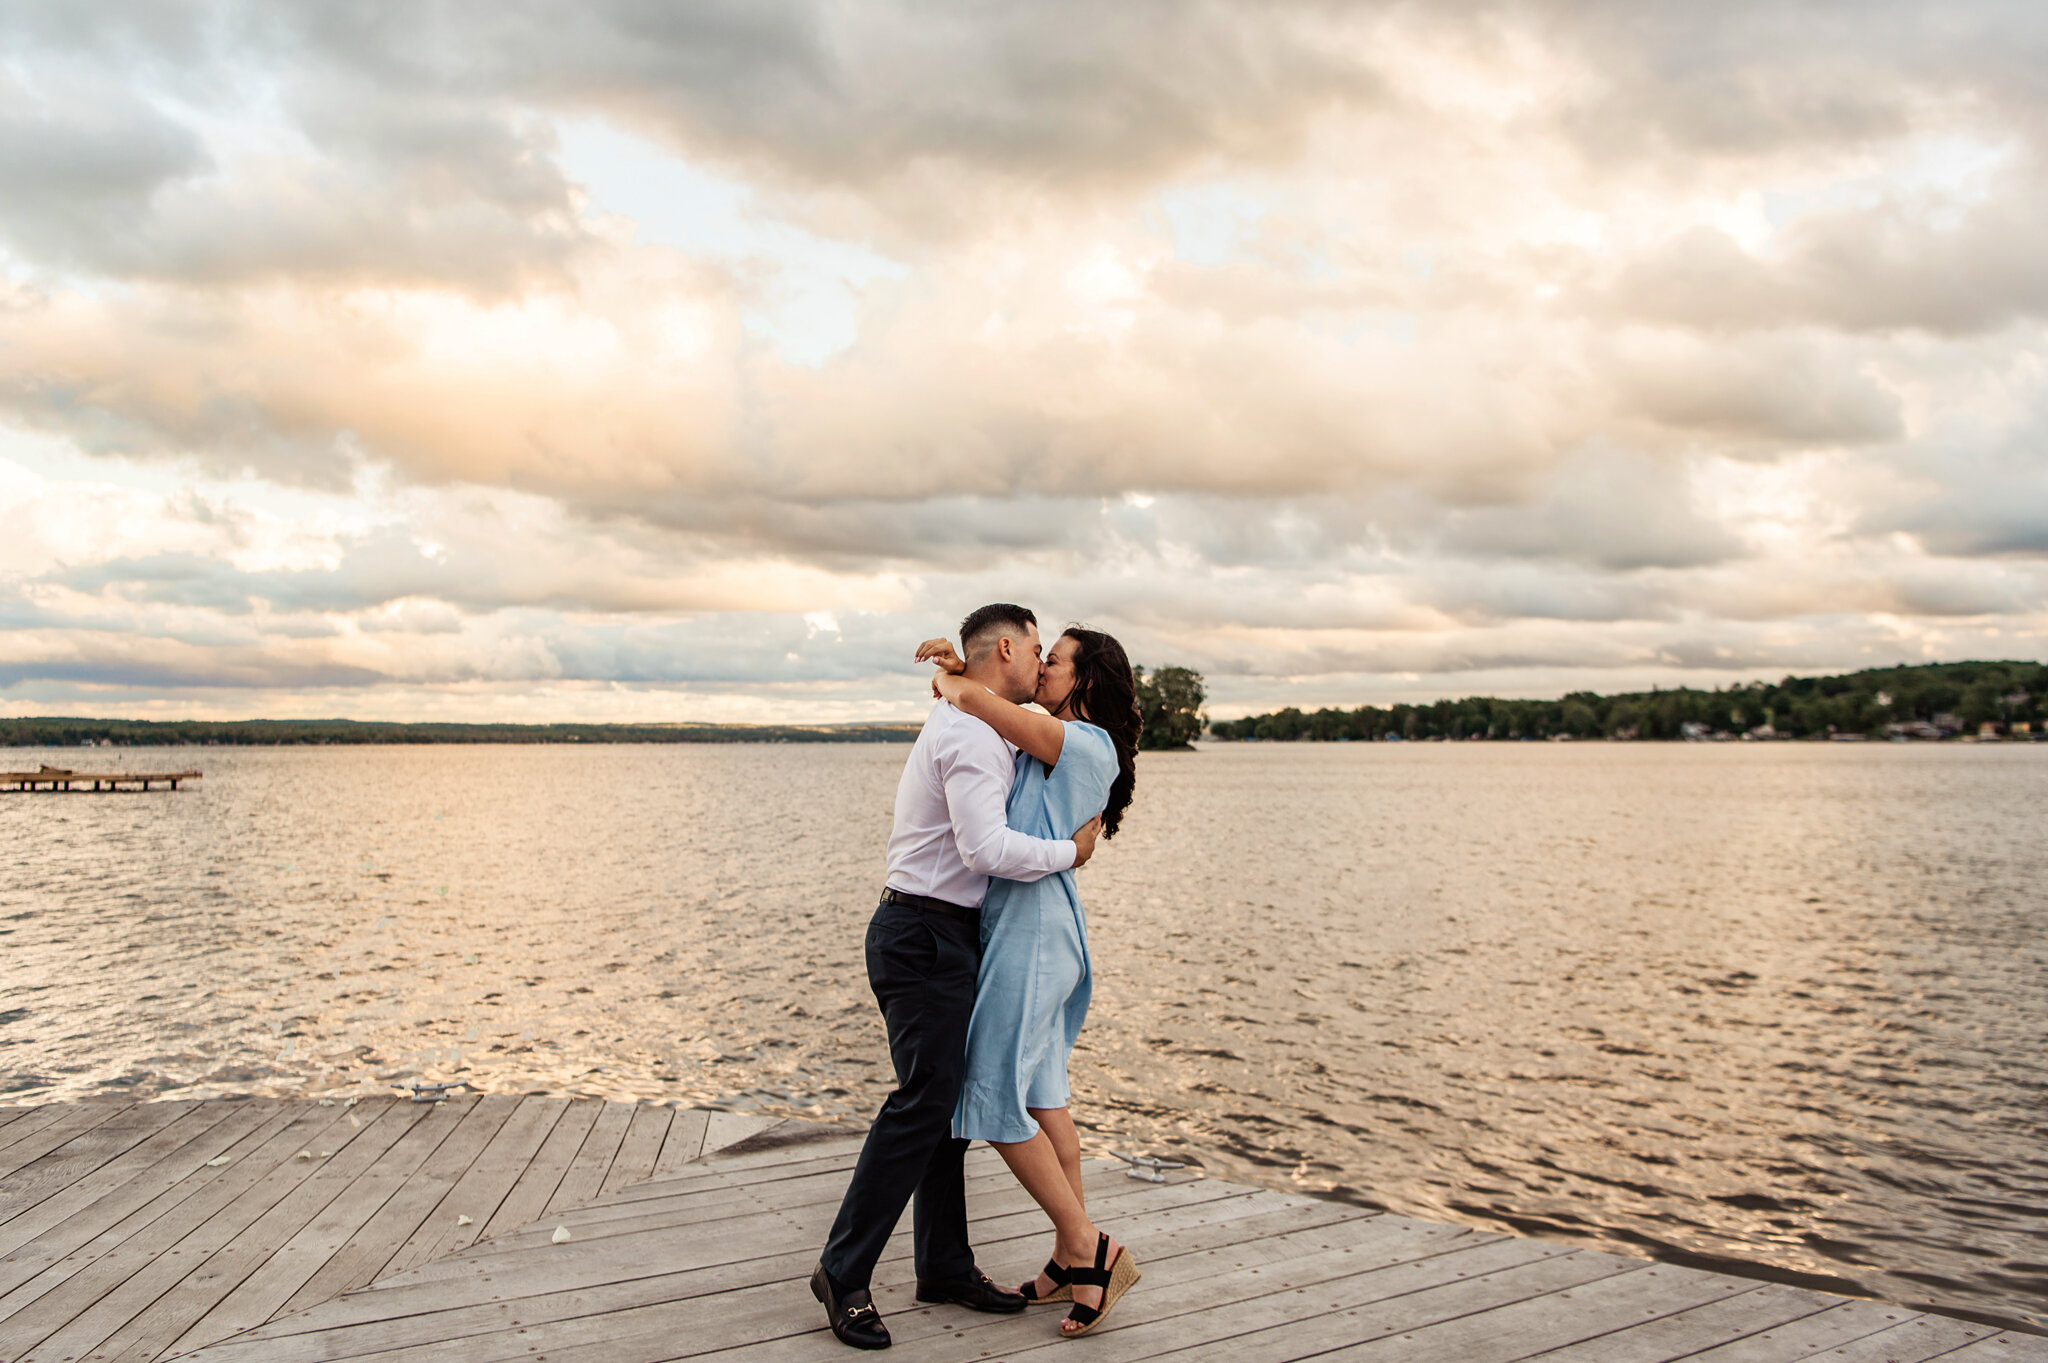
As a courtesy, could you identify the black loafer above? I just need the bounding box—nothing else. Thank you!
[914,1269,1028,1314]
[812,1262,892,1349]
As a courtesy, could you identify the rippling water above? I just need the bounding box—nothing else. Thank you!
[3,741,2043,1329]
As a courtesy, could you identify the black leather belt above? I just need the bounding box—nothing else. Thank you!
[880,887,979,922]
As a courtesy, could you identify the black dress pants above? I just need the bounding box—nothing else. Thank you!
[820,900,981,1290]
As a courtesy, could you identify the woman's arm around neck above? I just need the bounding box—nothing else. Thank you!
[933,672,1066,768]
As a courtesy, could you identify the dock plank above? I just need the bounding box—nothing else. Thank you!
[1940,1337,2048,1361]
[0,1101,227,1253]
[866,1219,1500,1363]
[263,1171,1253,1326]
[182,1177,1386,1361]
[701,1111,779,1157]
[378,1095,572,1276]
[654,1108,711,1176]
[273,1094,516,1306]
[487,1215,1505,1363]
[599,1103,673,1196]
[0,1101,293,1312]
[179,1104,438,1329]
[1518,1282,1843,1360]
[1317,1260,1747,1361]
[391,1172,1280,1316]
[0,1105,70,1155]
[1817,1313,2013,1362]
[589,1133,872,1204]
[428,1154,1158,1258]
[478,1098,602,1239]
[490,1224,1400,1363]
[5,1098,2041,1363]
[447,1163,1242,1284]
[1675,1298,1950,1360]
[0,1101,135,1181]
[955,1237,1549,1363]
[73,1099,408,1362]
[0,1102,197,1226]
[6,1101,363,1363]
[541,1099,636,1215]
[277,1099,513,1315]
[154,1099,436,1356]
[1134,1247,1642,1363]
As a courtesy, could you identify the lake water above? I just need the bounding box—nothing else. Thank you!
[3,740,2044,1331]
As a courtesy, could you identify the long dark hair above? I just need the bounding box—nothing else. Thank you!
[1059,627,1141,839]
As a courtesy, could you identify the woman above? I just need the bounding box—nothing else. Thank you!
[917,625,1144,1339]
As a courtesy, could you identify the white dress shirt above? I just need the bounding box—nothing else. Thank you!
[885,699,1076,908]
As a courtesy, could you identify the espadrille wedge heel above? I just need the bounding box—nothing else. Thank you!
[1059,1233,1140,1338]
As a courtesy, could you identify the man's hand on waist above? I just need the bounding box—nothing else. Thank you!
[1071,815,1103,868]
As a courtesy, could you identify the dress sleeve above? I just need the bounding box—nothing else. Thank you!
[1065,722,1119,816]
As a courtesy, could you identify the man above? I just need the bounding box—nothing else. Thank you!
[812,603,1102,1350]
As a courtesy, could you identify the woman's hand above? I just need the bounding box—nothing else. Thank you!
[915,637,967,675]
[932,671,978,705]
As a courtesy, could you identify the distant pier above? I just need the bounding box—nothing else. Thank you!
[2,765,202,793]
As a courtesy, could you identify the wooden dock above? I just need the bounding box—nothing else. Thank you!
[2,1100,2040,1361]
[2,767,202,793]
[0,1096,775,1361]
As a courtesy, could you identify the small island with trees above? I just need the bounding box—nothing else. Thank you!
[1135,665,1207,750]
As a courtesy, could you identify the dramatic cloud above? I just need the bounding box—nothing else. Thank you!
[1,0,2043,721]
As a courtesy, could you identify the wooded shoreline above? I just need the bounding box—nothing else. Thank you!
[1210,659,2044,744]
[5,659,2039,747]
[0,718,924,747]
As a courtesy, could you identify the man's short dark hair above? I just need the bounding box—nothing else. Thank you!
[959,603,1037,664]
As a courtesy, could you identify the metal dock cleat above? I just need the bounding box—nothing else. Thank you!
[1108,1150,1188,1182]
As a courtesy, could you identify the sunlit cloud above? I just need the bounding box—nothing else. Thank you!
[1,1,2043,722]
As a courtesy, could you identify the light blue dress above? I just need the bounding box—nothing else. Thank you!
[953,721,1118,1144]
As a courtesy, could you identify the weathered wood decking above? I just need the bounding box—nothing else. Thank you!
[0,1097,775,1361]
[1,1101,2040,1363]
[2,767,202,793]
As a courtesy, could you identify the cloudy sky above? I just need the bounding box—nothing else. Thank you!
[2,1,2044,723]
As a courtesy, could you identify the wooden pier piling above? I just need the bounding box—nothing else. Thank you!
[1,765,202,793]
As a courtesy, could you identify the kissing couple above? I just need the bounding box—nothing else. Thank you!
[810,603,1145,1347]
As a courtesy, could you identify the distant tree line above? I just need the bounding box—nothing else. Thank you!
[2,717,923,747]
[7,665,1218,751]
[25,659,2024,749]
[1207,660,2045,742]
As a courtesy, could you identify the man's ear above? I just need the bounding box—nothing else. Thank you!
[993,635,1014,663]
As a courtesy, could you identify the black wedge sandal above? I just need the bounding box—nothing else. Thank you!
[1020,1257,1072,1304]
[1060,1233,1140,1339]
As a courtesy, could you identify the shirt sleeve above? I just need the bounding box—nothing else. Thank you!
[937,725,1076,883]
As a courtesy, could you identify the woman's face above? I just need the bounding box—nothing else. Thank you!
[1035,635,1083,717]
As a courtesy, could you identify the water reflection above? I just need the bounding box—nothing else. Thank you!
[1,741,2042,1330]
